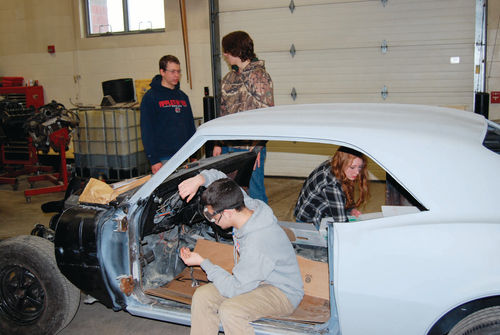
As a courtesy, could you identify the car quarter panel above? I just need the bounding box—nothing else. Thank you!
[333,212,500,335]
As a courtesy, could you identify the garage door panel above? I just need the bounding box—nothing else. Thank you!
[272,78,472,95]
[488,77,500,90]
[220,1,473,52]
[219,0,371,12]
[263,44,472,95]
[270,76,472,94]
[220,0,471,13]
[266,43,472,59]
[270,74,473,92]
[274,91,472,106]
[263,45,473,73]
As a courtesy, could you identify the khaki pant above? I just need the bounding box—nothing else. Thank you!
[190,283,294,335]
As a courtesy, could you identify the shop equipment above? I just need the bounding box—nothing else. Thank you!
[0,100,52,189]
[24,101,79,202]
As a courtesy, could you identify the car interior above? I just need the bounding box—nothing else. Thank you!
[135,141,424,325]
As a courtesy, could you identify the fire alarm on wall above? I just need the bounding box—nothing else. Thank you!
[48,45,55,54]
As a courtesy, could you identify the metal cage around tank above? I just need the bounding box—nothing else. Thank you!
[72,107,148,181]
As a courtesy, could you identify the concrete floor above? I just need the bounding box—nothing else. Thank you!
[59,298,191,334]
[0,174,384,334]
[0,176,56,239]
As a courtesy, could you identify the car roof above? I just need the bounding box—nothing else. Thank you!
[198,103,487,146]
[143,104,500,218]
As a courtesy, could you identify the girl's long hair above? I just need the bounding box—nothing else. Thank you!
[331,147,370,209]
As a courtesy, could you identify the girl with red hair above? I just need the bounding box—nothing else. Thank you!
[294,147,370,227]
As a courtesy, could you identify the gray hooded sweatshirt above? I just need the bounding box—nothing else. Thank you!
[199,169,304,309]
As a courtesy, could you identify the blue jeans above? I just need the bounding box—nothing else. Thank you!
[221,146,268,204]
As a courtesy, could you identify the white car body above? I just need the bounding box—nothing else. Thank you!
[129,103,500,334]
[5,103,499,335]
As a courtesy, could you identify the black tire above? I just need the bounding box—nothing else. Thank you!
[0,235,80,335]
[449,306,500,335]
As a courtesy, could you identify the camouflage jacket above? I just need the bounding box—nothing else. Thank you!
[220,60,274,117]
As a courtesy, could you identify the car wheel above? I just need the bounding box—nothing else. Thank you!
[0,235,80,335]
[448,306,500,335]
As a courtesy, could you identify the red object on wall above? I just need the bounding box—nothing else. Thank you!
[0,86,44,108]
[48,45,55,54]
[491,91,500,104]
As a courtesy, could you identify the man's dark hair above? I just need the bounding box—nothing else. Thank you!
[221,31,256,62]
[201,178,245,213]
[159,55,180,71]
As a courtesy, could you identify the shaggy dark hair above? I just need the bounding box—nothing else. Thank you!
[201,178,245,213]
[221,31,256,61]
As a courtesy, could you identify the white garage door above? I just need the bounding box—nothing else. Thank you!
[217,0,476,176]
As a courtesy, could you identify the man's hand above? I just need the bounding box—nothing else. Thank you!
[213,145,222,157]
[178,174,205,202]
[151,162,163,174]
[253,151,261,170]
[180,247,204,266]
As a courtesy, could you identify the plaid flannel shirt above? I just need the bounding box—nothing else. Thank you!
[294,160,348,228]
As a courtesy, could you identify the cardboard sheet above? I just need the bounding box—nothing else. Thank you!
[193,239,234,272]
[79,175,150,204]
[275,295,330,323]
[193,239,329,300]
[296,255,329,300]
[146,280,330,323]
[145,238,330,323]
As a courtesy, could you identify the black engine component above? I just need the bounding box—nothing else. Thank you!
[151,190,205,234]
[24,101,79,153]
[0,100,35,140]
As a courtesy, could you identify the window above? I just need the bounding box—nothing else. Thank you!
[483,122,500,155]
[86,0,165,35]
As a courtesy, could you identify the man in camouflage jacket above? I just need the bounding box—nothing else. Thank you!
[213,31,274,203]
[219,60,274,117]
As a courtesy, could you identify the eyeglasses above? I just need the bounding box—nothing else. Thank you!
[202,206,224,223]
[199,201,243,223]
[164,69,181,74]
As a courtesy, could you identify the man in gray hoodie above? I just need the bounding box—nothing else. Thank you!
[178,169,303,335]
